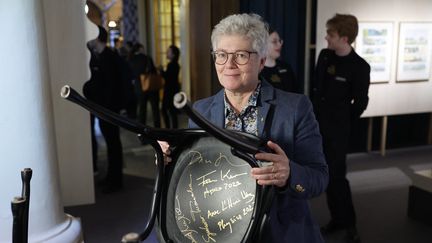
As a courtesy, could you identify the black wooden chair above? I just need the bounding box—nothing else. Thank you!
[156,131,275,243]
[61,86,274,243]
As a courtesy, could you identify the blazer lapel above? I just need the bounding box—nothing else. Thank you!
[210,89,225,128]
[257,81,275,137]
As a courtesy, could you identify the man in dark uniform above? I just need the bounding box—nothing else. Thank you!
[312,14,370,243]
[83,26,125,193]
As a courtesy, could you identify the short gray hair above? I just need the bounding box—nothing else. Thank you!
[211,13,269,58]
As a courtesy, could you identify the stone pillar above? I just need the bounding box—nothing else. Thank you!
[0,0,84,242]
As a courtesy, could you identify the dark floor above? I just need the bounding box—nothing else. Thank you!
[65,115,432,243]
[311,146,432,243]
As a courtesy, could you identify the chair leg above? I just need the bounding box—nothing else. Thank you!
[21,168,32,243]
[11,197,26,243]
[11,168,32,243]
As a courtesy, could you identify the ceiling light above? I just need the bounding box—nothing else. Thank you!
[108,21,117,28]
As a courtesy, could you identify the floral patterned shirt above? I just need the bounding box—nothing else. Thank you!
[224,83,261,135]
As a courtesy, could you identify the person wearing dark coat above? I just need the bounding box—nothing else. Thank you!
[128,43,161,128]
[83,26,125,193]
[312,14,370,243]
[159,45,181,128]
[159,13,328,243]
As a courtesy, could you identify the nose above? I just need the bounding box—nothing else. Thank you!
[226,53,237,67]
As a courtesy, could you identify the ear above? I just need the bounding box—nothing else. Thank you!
[340,36,349,44]
[259,57,266,71]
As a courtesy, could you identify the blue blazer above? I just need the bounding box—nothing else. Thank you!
[190,81,328,242]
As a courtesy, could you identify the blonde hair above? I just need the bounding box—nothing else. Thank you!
[326,14,359,44]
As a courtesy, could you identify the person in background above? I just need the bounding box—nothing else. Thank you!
[113,36,129,59]
[128,43,147,114]
[125,41,135,60]
[83,25,125,193]
[112,37,136,119]
[260,28,298,93]
[312,13,370,243]
[128,43,161,128]
[159,45,181,128]
[159,13,328,243]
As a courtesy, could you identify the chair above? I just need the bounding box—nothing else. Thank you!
[158,132,275,243]
[61,86,274,243]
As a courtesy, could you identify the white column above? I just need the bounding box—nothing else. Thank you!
[42,0,96,207]
[0,0,84,242]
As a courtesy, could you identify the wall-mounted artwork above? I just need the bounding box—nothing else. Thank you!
[355,22,393,83]
[396,22,432,82]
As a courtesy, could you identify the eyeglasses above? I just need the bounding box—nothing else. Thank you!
[211,50,258,65]
[271,39,283,45]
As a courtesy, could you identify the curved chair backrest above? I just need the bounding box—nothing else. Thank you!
[61,86,273,243]
[157,134,270,243]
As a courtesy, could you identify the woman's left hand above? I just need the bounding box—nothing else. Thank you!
[251,140,290,187]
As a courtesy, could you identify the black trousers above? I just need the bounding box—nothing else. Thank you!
[91,114,123,187]
[322,134,356,227]
[138,90,160,127]
[161,91,178,128]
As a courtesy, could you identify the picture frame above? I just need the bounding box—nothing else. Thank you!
[396,22,432,82]
[355,22,394,83]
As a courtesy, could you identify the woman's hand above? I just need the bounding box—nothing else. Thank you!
[157,141,172,165]
[251,141,290,187]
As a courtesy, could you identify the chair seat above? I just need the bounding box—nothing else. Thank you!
[159,135,266,243]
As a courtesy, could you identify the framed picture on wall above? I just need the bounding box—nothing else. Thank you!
[396,22,432,82]
[355,22,393,83]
